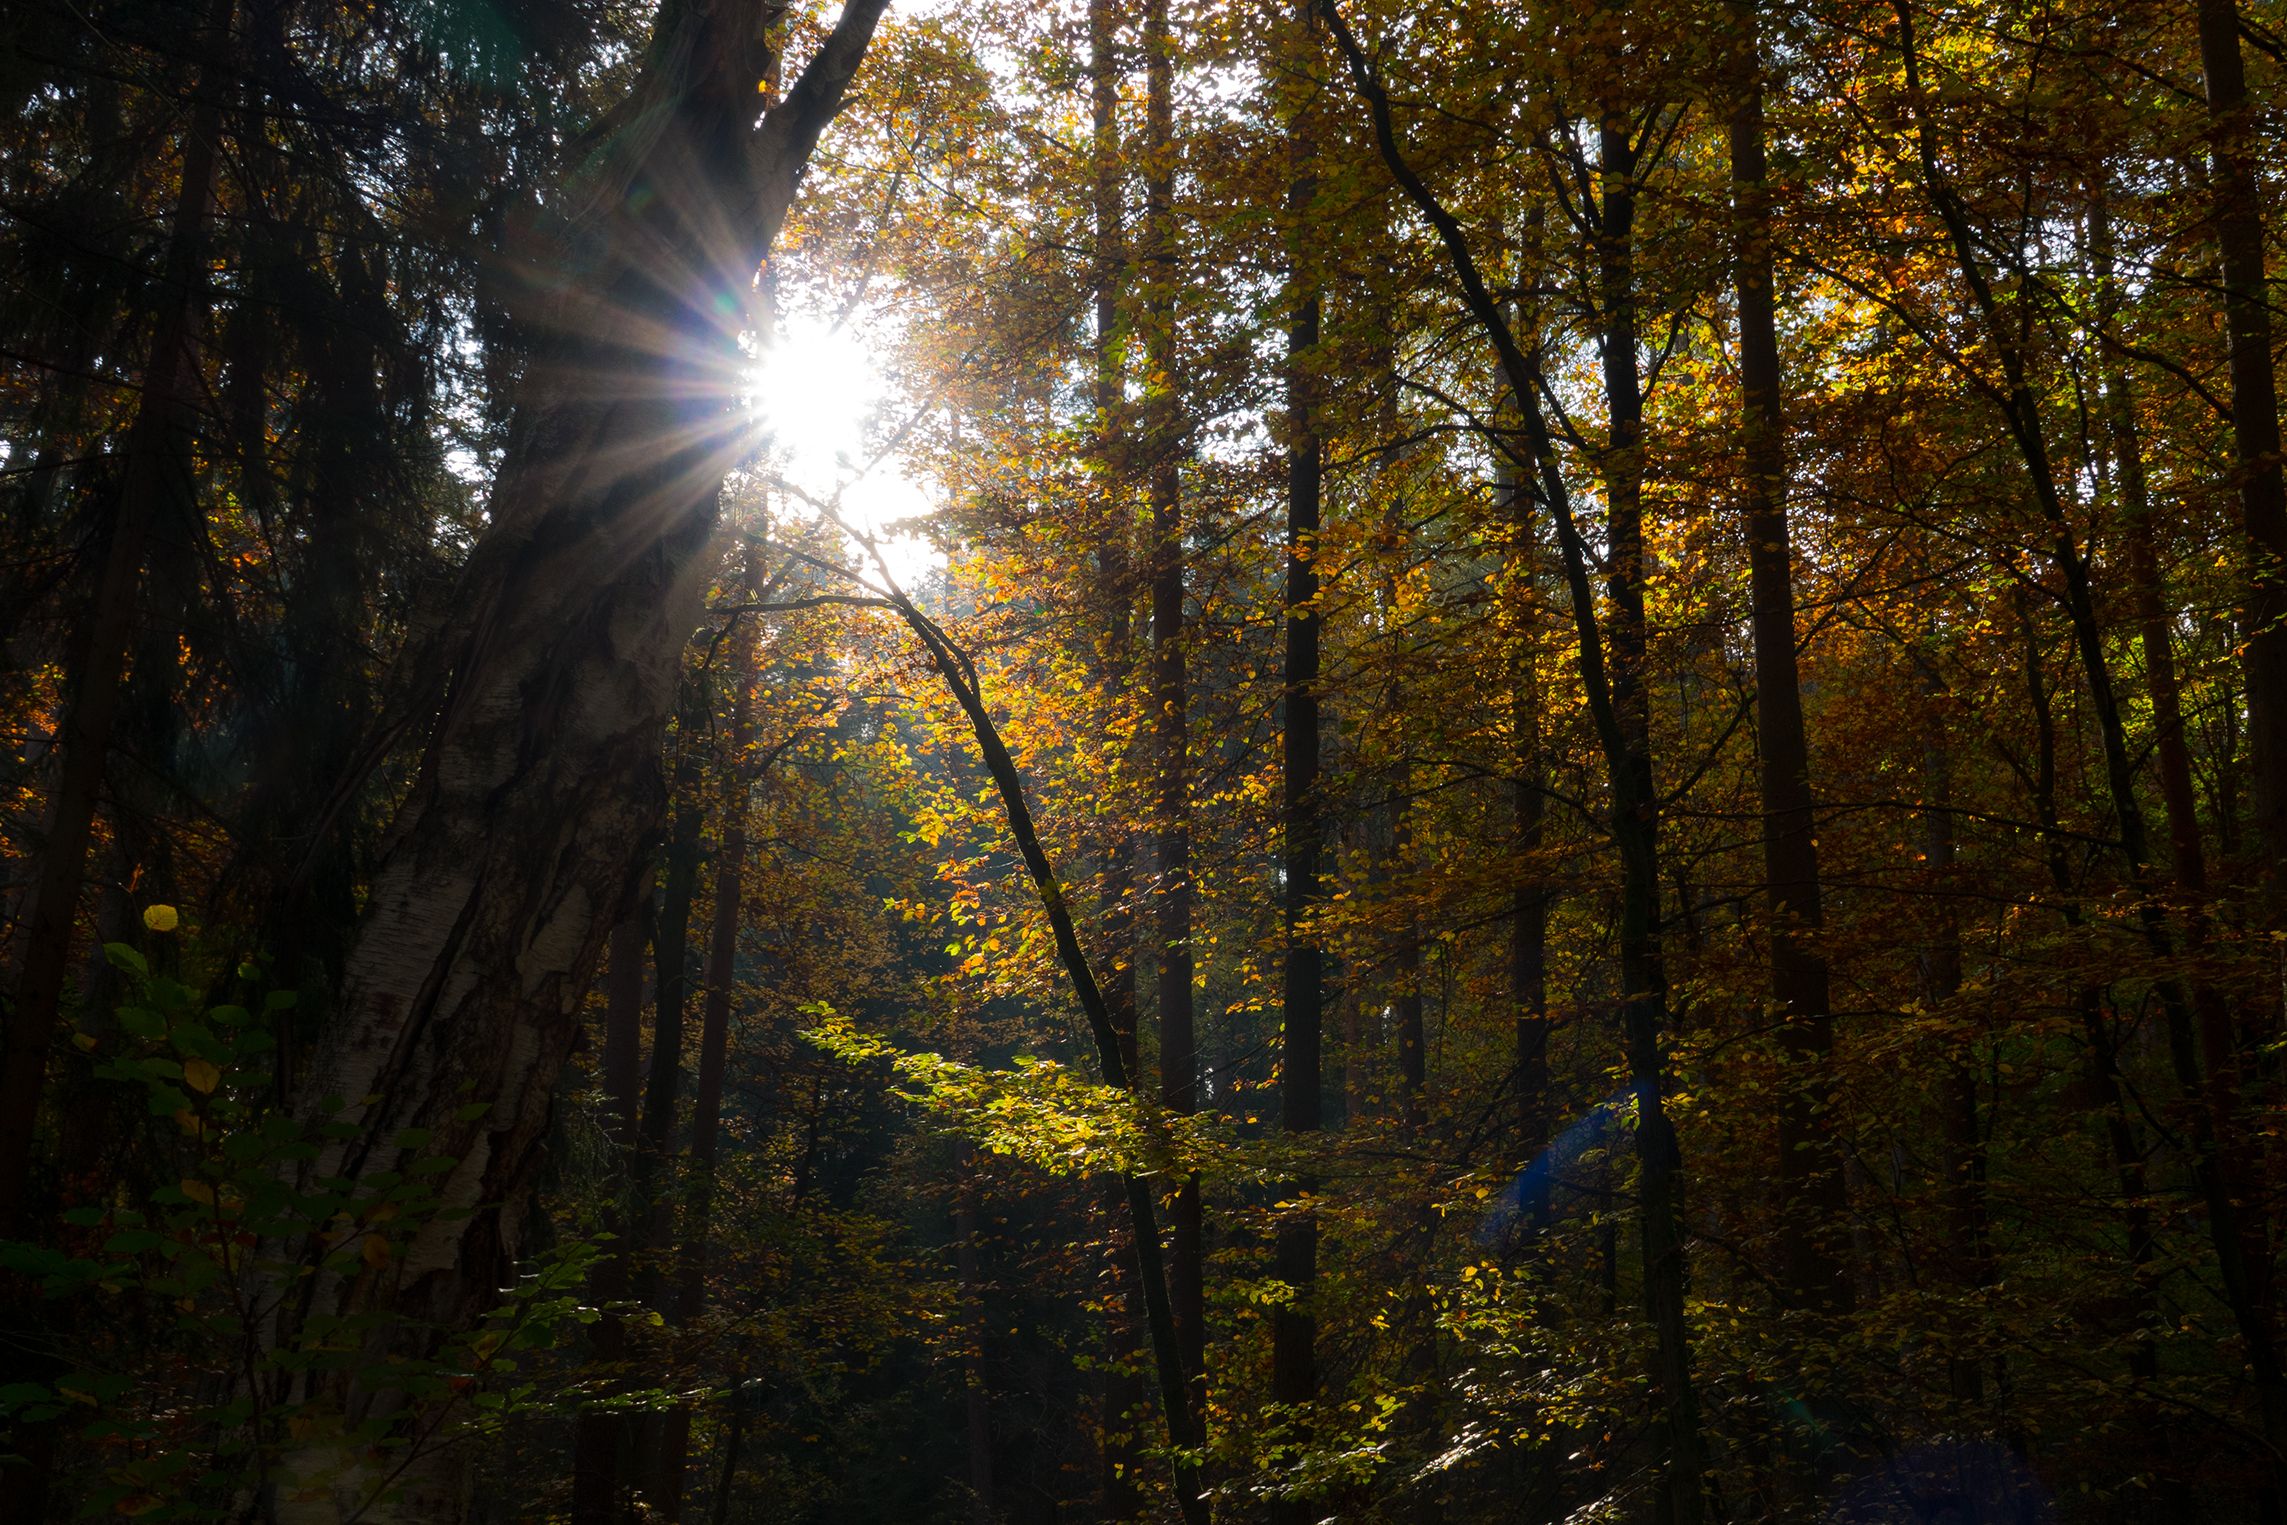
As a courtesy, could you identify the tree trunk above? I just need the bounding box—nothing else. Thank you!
[656,548,763,1521]
[2193,0,2287,875]
[572,894,652,1524]
[955,1153,998,1525]
[1143,0,1206,1429]
[1495,360,1554,1215]
[1915,686,1987,1407]
[1089,9,1145,1511]
[1594,108,1712,1525]
[264,8,888,1516]
[634,677,710,1518]
[1272,13,1324,1500]
[1728,0,1850,1317]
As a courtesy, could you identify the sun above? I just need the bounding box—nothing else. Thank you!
[743,314,941,589]
[744,315,879,479]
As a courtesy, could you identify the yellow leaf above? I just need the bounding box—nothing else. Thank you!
[141,905,178,934]
[180,1179,214,1205]
[183,1059,220,1095]
[361,1233,392,1268]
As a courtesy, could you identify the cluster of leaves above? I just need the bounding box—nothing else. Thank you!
[0,913,605,1518]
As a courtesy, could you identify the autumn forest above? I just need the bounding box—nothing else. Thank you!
[3,0,2285,1519]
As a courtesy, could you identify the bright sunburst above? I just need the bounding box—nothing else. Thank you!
[745,315,878,477]
[744,315,939,589]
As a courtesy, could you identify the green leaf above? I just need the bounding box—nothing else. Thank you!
[102,943,148,978]
[115,1006,165,1039]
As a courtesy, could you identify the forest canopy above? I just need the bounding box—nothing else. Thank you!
[3,0,2286,1519]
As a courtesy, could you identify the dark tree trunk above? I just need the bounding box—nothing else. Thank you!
[1497,367,1554,1213]
[1272,14,1324,1499]
[955,1153,997,1525]
[2194,0,2287,874]
[572,894,653,1524]
[1143,0,1206,1428]
[656,548,763,1521]
[1594,108,1711,1525]
[2009,593,2161,1386]
[1914,687,1986,1407]
[1089,7,1145,1510]
[1728,0,1851,1316]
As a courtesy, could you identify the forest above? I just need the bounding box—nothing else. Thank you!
[3,0,2286,1518]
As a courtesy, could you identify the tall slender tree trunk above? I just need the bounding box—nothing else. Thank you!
[640,676,708,1518]
[1914,687,1987,1407]
[1143,0,1205,1424]
[1497,331,1553,1215]
[2007,592,2161,1386]
[634,693,705,1518]
[655,548,763,1521]
[1594,108,1712,1525]
[0,0,234,1232]
[1090,2,1145,1511]
[1390,788,1426,1138]
[2193,0,2287,875]
[1272,10,1324,1501]
[572,893,653,1524]
[1728,0,1850,1316]
[955,1153,998,1525]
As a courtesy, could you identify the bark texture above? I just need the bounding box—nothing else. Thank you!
[266,5,888,1515]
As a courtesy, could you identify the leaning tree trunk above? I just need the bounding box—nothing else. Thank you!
[265,6,888,1518]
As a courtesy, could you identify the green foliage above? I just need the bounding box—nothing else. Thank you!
[1,915,604,1519]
